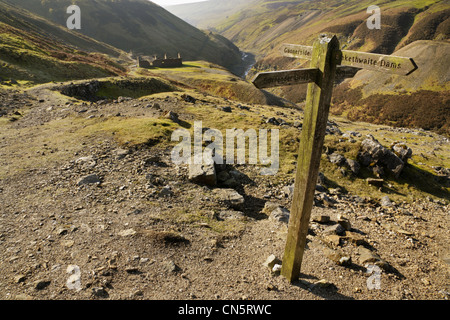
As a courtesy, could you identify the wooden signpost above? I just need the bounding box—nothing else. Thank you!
[253,35,417,283]
[280,43,418,76]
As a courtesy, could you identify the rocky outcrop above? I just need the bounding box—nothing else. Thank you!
[358,135,406,178]
[188,163,217,186]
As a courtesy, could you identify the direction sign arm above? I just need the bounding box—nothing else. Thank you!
[252,68,319,89]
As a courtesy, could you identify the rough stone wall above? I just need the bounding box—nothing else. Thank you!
[137,57,151,68]
[137,56,182,68]
[151,58,183,68]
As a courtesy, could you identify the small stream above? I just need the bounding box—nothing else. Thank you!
[239,51,256,79]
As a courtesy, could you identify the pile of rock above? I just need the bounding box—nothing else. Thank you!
[359,135,412,179]
[262,202,290,224]
[327,134,413,180]
[328,152,361,175]
[187,162,247,211]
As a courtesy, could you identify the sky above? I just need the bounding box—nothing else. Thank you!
[151,0,209,7]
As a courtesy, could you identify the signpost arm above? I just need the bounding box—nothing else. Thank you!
[281,35,341,282]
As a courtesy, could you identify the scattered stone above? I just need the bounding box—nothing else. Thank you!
[367,178,384,188]
[140,258,150,264]
[159,185,174,197]
[34,279,51,290]
[322,224,345,236]
[266,117,280,125]
[189,163,216,186]
[164,111,179,123]
[322,234,342,247]
[358,247,390,271]
[61,240,75,248]
[313,279,335,289]
[337,215,352,231]
[343,231,366,246]
[182,94,196,103]
[266,284,278,291]
[370,165,385,178]
[237,104,250,111]
[338,256,352,266]
[392,143,413,162]
[57,228,68,236]
[92,287,109,298]
[272,264,282,274]
[346,159,360,175]
[319,193,337,207]
[118,229,137,237]
[263,254,282,270]
[163,260,180,273]
[269,207,290,224]
[262,202,281,215]
[130,290,144,298]
[14,274,26,283]
[77,174,101,186]
[216,210,245,220]
[125,267,141,274]
[329,153,346,166]
[75,156,96,168]
[312,215,331,224]
[282,184,294,198]
[358,247,380,264]
[343,131,362,138]
[212,188,244,210]
[221,106,232,113]
[322,247,351,266]
[395,228,414,237]
[380,196,393,207]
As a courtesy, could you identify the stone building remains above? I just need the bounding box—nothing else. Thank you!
[137,53,183,68]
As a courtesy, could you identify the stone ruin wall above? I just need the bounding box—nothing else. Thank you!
[137,54,182,68]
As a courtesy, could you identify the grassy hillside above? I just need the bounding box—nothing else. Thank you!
[210,0,448,57]
[166,0,256,29]
[0,1,128,84]
[332,40,450,136]
[133,60,289,106]
[8,0,244,73]
[183,0,448,135]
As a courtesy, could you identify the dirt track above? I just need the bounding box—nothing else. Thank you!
[0,87,448,300]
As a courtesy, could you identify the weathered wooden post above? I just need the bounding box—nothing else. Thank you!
[252,34,417,283]
[280,35,340,282]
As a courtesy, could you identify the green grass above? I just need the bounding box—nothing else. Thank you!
[93,78,178,100]
[7,0,243,72]
[166,207,248,234]
[77,117,178,147]
[0,23,125,84]
[0,115,180,179]
[135,61,285,106]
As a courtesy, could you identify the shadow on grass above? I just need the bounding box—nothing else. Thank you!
[396,164,450,200]
[177,119,192,129]
[325,163,449,201]
[180,63,202,69]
